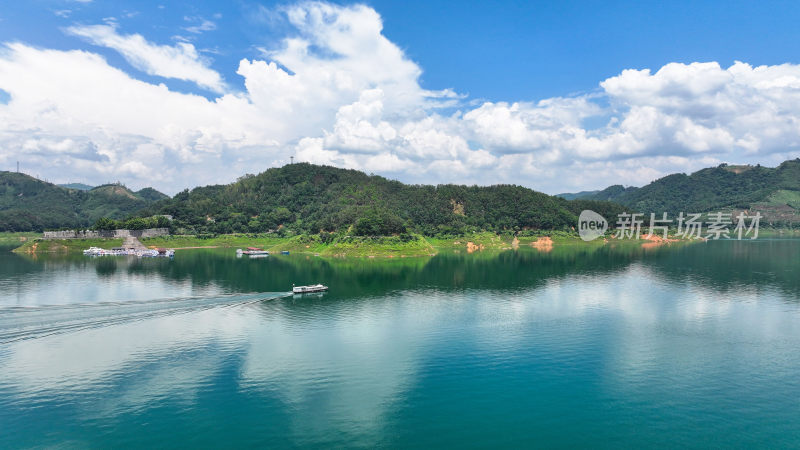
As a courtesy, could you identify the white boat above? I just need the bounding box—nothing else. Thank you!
[292,284,328,294]
[83,247,174,258]
[236,247,270,256]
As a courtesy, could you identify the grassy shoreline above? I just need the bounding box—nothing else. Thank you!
[0,232,40,249]
[4,229,726,257]
[11,237,125,254]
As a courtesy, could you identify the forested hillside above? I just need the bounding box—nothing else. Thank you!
[561,159,800,225]
[0,172,167,231]
[140,163,624,236]
[14,158,795,235]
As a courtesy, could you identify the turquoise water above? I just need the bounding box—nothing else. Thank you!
[1,240,800,448]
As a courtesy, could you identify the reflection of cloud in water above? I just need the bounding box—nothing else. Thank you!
[238,296,445,443]
[470,263,800,396]
[0,295,444,444]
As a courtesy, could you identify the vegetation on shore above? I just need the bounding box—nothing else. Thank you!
[143,232,445,256]
[12,237,124,254]
[8,228,714,257]
[0,232,39,249]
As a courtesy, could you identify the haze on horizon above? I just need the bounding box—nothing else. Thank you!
[1,0,800,195]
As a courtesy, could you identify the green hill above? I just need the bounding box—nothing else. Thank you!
[569,159,800,225]
[555,190,600,200]
[0,172,168,231]
[135,187,169,203]
[58,183,94,191]
[139,163,624,236]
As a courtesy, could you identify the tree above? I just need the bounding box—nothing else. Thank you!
[93,217,119,231]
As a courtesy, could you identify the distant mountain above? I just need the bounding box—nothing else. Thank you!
[58,183,94,191]
[566,159,800,225]
[0,172,168,231]
[556,190,600,200]
[139,163,625,236]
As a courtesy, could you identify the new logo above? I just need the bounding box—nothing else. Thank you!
[578,210,607,241]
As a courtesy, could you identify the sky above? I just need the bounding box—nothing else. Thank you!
[1,0,800,195]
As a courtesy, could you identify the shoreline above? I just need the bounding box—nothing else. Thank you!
[5,230,722,257]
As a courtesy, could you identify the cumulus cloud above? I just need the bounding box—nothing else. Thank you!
[66,24,226,93]
[1,2,800,195]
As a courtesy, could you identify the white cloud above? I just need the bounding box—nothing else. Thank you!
[183,16,217,34]
[66,24,226,93]
[2,2,800,195]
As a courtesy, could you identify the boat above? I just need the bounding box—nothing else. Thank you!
[236,247,270,256]
[292,284,328,294]
[83,247,174,258]
[83,246,108,256]
[281,250,290,255]
[157,248,175,258]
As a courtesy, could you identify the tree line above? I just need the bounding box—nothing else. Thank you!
[92,215,172,231]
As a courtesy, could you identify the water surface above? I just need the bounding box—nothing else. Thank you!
[1,241,799,448]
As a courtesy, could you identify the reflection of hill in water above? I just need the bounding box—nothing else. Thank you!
[642,240,800,297]
[3,240,799,300]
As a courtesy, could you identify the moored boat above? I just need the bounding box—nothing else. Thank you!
[236,247,270,256]
[83,247,174,257]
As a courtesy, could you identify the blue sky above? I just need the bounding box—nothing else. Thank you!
[5,0,800,101]
[1,1,799,193]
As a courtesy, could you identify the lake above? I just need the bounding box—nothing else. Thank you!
[1,240,800,448]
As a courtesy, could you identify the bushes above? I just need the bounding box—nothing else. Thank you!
[352,208,406,236]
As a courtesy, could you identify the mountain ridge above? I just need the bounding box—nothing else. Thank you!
[558,159,800,225]
[0,172,167,231]
[138,163,624,236]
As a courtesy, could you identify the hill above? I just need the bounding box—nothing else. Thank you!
[0,172,168,231]
[135,187,169,203]
[58,183,94,191]
[555,190,600,200]
[139,163,625,236]
[561,159,800,225]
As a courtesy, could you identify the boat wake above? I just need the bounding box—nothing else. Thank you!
[0,292,291,344]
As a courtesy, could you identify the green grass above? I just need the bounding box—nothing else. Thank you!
[0,232,39,249]
[13,237,124,253]
[141,233,285,249]
[515,230,587,245]
[426,231,516,249]
[757,228,800,238]
[146,233,436,257]
[318,234,435,257]
[9,228,728,257]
